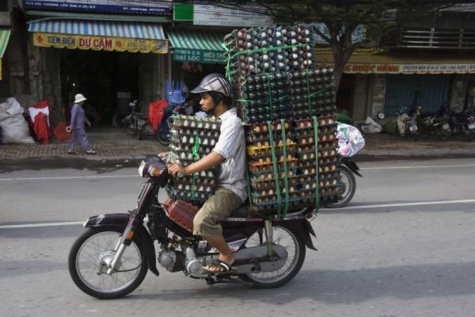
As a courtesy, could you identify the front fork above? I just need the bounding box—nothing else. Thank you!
[264,220,274,256]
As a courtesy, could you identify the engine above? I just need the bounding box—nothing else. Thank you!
[184,246,204,277]
[158,250,185,272]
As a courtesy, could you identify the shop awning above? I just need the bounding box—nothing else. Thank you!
[28,19,168,54]
[314,50,475,74]
[0,29,11,80]
[168,30,226,64]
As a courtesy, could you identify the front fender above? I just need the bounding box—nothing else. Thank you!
[84,213,159,276]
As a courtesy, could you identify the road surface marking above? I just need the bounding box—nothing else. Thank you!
[322,199,475,210]
[1,199,474,229]
[0,175,138,182]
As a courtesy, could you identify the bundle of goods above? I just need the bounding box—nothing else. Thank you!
[224,25,340,216]
[166,115,221,205]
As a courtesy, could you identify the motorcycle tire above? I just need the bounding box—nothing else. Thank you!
[437,128,451,141]
[125,123,135,136]
[68,227,148,299]
[135,129,143,140]
[157,132,170,145]
[464,130,475,142]
[325,165,356,208]
[240,226,306,289]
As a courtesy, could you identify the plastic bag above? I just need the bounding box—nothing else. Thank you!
[0,98,35,144]
[337,122,365,157]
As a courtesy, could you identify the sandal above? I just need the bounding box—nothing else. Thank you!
[203,260,235,274]
[68,150,77,155]
[86,150,96,155]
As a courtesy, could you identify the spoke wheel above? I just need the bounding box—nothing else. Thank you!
[240,226,306,289]
[325,165,356,208]
[68,228,148,299]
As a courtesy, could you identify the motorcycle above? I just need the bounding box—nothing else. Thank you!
[68,156,317,299]
[122,100,177,144]
[420,114,452,141]
[447,110,475,142]
[396,106,420,141]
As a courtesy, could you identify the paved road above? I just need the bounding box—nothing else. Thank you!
[1,158,474,317]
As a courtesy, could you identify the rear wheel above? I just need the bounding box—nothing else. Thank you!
[325,165,356,208]
[240,226,306,289]
[68,228,148,299]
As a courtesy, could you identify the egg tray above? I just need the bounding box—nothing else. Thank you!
[169,138,216,154]
[248,158,298,173]
[168,181,217,194]
[246,133,297,145]
[167,190,212,205]
[246,142,297,157]
[291,106,337,118]
[170,115,221,131]
[248,167,300,181]
[250,175,301,190]
[224,26,316,76]
[297,149,317,161]
[171,128,220,142]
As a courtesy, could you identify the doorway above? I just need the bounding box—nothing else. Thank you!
[60,49,139,126]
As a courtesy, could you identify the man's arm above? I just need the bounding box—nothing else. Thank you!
[168,152,224,176]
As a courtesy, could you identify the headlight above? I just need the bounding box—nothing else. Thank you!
[138,160,146,176]
[138,160,162,177]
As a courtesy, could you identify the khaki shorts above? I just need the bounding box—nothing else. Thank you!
[193,186,243,236]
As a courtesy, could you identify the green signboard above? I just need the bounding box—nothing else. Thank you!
[173,48,225,64]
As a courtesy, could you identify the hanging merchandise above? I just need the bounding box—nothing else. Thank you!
[224,25,341,217]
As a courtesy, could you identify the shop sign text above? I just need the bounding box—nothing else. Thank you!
[173,49,225,64]
[33,33,168,54]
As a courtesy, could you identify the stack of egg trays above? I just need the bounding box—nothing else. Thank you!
[166,115,221,205]
[235,72,291,124]
[289,68,337,117]
[246,120,299,212]
[224,25,316,78]
[294,116,341,203]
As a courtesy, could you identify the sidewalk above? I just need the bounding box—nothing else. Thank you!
[1,126,474,170]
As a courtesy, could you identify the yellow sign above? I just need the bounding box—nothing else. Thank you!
[32,33,168,54]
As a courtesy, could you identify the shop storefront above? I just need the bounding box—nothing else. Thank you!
[27,19,168,125]
[315,51,475,121]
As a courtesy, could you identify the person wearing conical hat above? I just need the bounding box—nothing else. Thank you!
[67,93,96,155]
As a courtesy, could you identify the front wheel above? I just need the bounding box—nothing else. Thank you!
[240,226,306,289]
[157,132,170,145]
[437,127,452,141]
[68,227,148,299]
[325,165,356,208]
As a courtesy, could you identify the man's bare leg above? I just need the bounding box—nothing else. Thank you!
[203,235,235,272]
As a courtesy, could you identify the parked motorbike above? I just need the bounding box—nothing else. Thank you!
[419,114,452,141]
[68,156,317,299]
[122,100,175,144]
[396,106,420,141]
[447,110,475,141]
[122,100,141,137]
